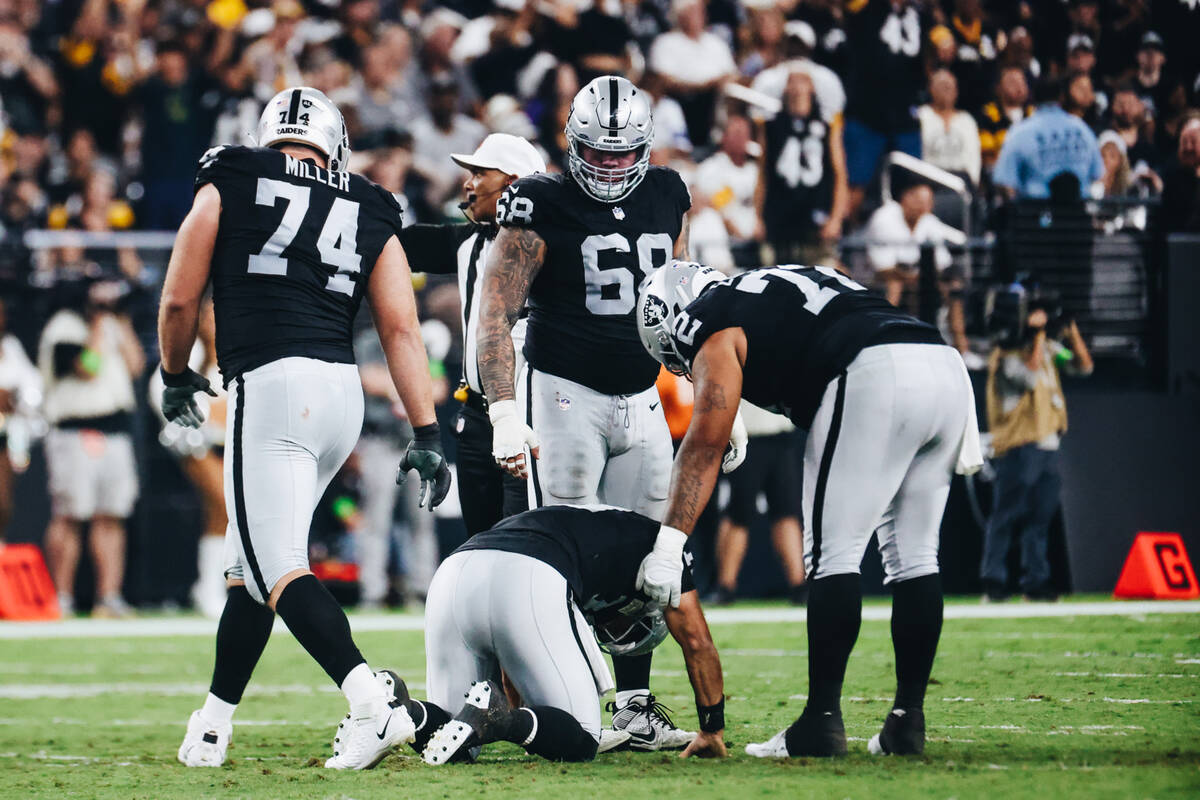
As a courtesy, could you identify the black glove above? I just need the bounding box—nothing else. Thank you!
[398,423,452,511]
[161,365,217,429]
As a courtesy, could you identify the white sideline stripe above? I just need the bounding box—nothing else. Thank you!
[0,600,1197,640]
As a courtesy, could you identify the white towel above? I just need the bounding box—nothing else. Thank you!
[954,355,985,475]
[571,601,616,697]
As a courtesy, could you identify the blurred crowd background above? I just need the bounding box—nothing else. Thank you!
[1,0,1198,616]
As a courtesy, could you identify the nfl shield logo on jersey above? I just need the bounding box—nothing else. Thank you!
[612,206,625,220]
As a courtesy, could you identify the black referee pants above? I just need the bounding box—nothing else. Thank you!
[455,404,529,536]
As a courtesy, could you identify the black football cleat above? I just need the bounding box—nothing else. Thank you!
[422,680,521,765]
[784,709,847,757]
[868,707,926,755]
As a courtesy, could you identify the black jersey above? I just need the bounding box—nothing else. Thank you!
[672,266,943,429]
[763,107,833,239]
[195,145,405,382]
[497,168,690,395]
[844,0,927,133]
[454,505,694,615]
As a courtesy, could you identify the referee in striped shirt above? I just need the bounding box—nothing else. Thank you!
[400,134,545,535]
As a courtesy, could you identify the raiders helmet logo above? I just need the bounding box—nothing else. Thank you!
[642,295,669,326]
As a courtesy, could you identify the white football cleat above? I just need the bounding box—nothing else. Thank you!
[597,728,632,754]
[324,699,415,770]
[608,695,697,751]
[745,728,789,758]
[178,710,232,767]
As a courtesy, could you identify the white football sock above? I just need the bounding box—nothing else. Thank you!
[615,689,650,708]
[200,692,237,726]
[341,663,386,707]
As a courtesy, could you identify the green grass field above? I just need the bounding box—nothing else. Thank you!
[1,599,1197,799]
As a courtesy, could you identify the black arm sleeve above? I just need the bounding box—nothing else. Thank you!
[398,223,478,275]
[53,343,85,378]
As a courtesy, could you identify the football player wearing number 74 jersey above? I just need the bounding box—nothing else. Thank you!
[158,87,450,770]
[635,261,984,759]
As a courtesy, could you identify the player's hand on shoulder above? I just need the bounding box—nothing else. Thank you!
[160,366,218,429]
[636,525,689,609]
[487,400,539,479]
[397,423,452,511]
[680,730,726,759]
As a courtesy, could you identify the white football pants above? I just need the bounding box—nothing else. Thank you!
[222,357,363,604]
[424,549,608,742]
[803,343,972,584]
[517,366,673,519]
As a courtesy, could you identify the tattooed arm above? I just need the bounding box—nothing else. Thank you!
[662,327,746,534]
[674,213,691,259]
[477,226,546,403]
[638,326,746,607]
[477,225,547,478]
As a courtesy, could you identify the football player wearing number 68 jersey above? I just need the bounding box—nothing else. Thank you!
[635,261,984,759]
[476,75,736,750]
[159,87,449,770]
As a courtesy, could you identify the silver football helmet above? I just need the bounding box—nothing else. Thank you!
[256,87,350,172]
[637,260,725,375]
[565,75,654,203]
[591,596,669,658]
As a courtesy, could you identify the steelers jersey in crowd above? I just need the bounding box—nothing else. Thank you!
[844,0,928,132]
[194,145,405,382]
[497,167,691,395]
[672,266,941,428]
[762,104,834,239]
[455,504,695,615]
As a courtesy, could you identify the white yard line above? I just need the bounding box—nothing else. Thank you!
[0,600,1197,640]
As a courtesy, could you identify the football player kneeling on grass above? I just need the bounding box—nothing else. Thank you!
[379,504,726,764]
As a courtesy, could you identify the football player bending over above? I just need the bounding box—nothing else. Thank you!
[159,87,450,769]
[386,504,726,764]
[635,261,982,757]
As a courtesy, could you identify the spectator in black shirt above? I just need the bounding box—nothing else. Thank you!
[0,17,56,135]
[1161,114,1200,233]
[842,0,927,218]
[135,40,219,230]
[1133,31,1177,123]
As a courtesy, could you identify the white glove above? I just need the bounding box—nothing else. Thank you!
[636,525,688,608]
[721,410,748,474]
[489,400,539,479]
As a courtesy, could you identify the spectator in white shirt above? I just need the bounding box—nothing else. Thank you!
[37,279,145,617]
[411,77,488,213]
[918,68,981,186]
[749,20,845,129]
[694,114,761,266]
[0,299,40,544]
[864,179,972,358]
[648,0,737,148]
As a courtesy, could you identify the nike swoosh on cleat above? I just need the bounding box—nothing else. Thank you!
[376,715,392,740]
[625,729,656,743]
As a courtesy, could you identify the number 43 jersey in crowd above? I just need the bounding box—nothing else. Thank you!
[497,168,691,396]
[672,265,942,429]
[195,145,405,383]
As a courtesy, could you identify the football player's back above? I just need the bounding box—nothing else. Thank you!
[196,143,405,385]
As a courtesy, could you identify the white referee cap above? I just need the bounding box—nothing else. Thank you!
[451,134,546,179]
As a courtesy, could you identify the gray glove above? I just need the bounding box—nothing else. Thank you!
[398,423,452,511]
[161,366,217,429]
